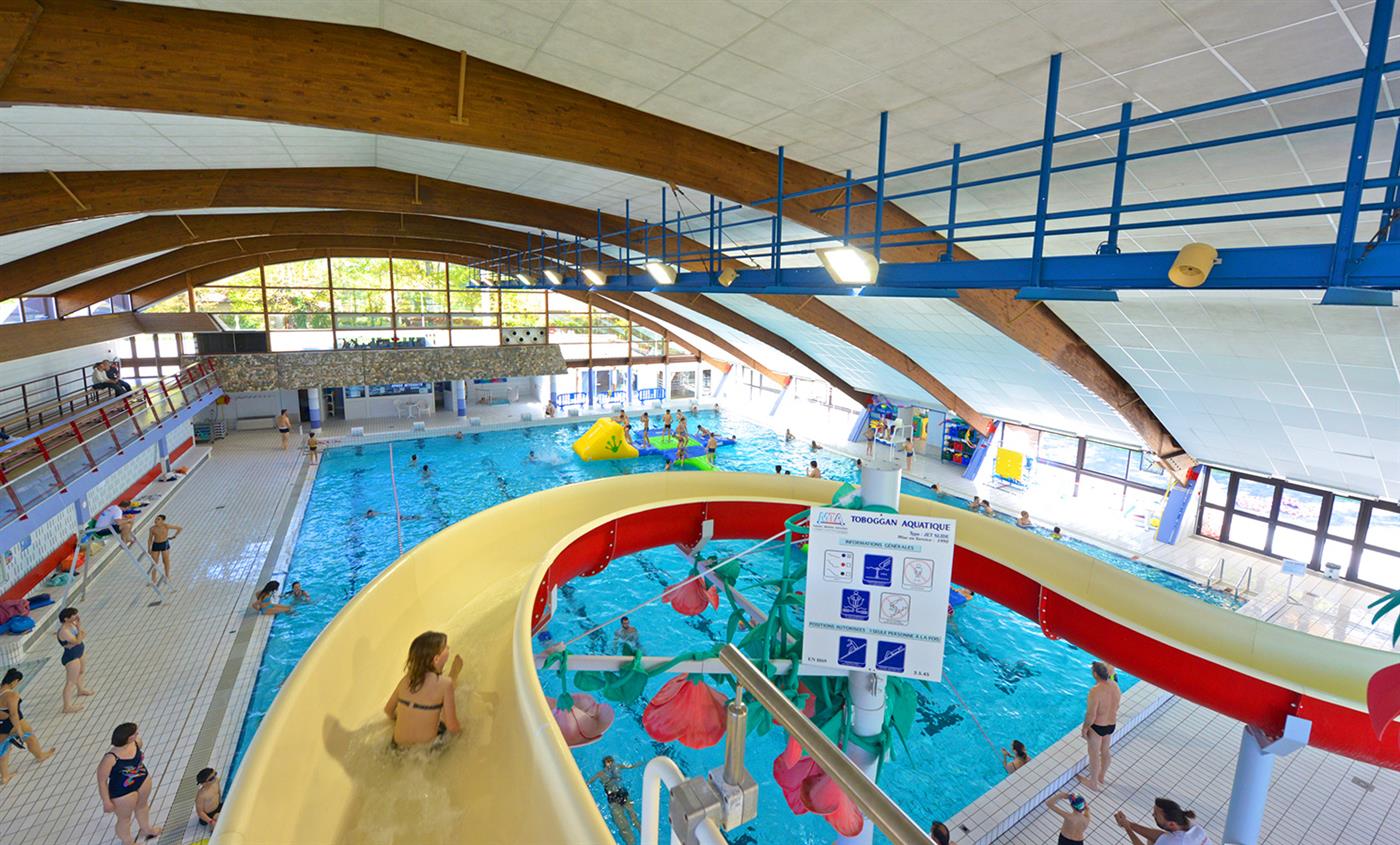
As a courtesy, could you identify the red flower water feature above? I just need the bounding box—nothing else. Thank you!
[773,736,863,837]
[549,691,615,748]
[642,675,728,748]
[662,577,719,616]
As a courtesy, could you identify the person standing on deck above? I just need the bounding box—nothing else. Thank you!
[1076,661,1121,791]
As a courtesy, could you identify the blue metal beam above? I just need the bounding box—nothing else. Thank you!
[1328,0,1395,289]
[475,242,1400,297]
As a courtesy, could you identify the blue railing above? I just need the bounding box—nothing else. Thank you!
[470,0,1399,304]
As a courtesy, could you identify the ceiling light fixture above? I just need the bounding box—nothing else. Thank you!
[582,268,607,286]
[646,262,678,285]
[543,269,563,285]
[817,245,879,285]
[716,267,739,287]
[515,272,536,287]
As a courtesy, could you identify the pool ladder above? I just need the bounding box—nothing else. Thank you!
[1208,558,1253,607]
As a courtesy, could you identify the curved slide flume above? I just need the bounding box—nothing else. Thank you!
[214,474,1398,845]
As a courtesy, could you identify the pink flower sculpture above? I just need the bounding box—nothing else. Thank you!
[772,736,863,836]
[549,692,615,748]
[662,577,719,616]
[642,675,728,748]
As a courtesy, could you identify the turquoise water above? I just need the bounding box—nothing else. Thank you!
[229,409,1230,840]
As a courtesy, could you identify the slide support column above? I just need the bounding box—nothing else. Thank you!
[1223,716,1310,845]
[836,463,902,845]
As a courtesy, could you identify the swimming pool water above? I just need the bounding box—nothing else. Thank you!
[230,408,1231,839]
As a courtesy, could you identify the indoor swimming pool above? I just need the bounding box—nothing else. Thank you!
[229,410,1232,839]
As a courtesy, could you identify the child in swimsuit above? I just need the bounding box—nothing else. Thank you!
[57,607,94,713]
[0,668,56,784]
[384,631,463,750]
[1044,791,1090,844]
[195,767,223,828]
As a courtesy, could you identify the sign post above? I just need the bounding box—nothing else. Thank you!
[801,507,956,682]
[1281,559,1306,603]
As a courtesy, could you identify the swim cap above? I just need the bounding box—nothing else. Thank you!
[1068,794,1086,812]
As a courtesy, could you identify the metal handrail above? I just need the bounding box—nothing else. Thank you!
[1209,557,1226,587]
[0,363,96,435]
[0,359,219,529]
[1234,566,1254,599]
[716,644,934,845]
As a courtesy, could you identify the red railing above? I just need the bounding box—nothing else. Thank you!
[0,359,220,529]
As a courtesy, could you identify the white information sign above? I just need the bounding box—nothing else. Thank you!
[800,507,956,680]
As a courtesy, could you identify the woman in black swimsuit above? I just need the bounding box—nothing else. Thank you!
[0,668,55,785]
[384,630,462,749]
[57,607,95,713]
[97,722,160,844]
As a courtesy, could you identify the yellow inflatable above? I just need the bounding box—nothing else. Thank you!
[571,418,639,461]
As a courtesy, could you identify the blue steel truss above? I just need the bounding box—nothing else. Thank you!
[478,0,1399,304]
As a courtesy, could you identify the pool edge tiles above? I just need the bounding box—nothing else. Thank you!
[946,680,1176,845]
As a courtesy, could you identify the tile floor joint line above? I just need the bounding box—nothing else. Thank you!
[155,455,313,845]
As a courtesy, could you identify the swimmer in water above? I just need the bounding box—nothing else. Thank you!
[810,440,822,451]
[663,458,674,472]
[588,756,642,844]
[807,460,821,479]
[931,483,942,496]
[706,434,718,465]
[384,631,463,750]
[421,464,431,476]
[528,451,537,462]
[287,582,312,603]
[1018,510,1032,528]
[409,454,418,467]
[1051,526,1063,541]
[968,496,982,511]
[785,429,795,442]
[1002,740,1031,774]
[365,509,378,518]
[454,431,463,441]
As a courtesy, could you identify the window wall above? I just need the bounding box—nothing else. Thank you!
[1196,466,1400,589]
[144,256,695,365]
[1,294,131,323]
[1014,426,1170,514]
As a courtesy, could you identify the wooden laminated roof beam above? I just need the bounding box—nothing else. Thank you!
[0,0,1192,475]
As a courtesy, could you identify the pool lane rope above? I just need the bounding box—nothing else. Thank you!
[942,674,1001,759]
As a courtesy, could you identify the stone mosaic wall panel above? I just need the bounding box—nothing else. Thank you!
[277,351,363,390]
[205,345,566,390]
[205,353,279,392]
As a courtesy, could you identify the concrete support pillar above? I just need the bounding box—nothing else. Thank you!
[1223,717,1310,845]
[307,387,323,434]
[768,380,790,416]
[713,366,731,401]
[627,365,635,405]
[452,380,467,419]
[156,432,171,474]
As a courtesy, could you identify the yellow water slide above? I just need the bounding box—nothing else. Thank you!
[214,473,1396,844]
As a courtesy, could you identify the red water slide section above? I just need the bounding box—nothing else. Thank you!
[531,500,1398,769]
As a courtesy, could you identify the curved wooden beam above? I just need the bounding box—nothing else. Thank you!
[583,291,790,389]
[0,0,1191,472]
[551,290,742,378]
[50,212,618,315]
[753,295,992,434]
[637,292,870,408]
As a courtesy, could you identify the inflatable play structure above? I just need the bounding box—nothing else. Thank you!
[215,472,1400,845]
[571,418,733,467]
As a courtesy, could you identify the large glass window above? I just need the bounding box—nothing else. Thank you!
[392,259,444,290]
[331,257,391,289]
[1082,440,1130,478]
[1195,466,1397,588]
[264,259,327,288]
[1037,432,1079,465]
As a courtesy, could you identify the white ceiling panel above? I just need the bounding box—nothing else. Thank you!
[709,294,940,408]
[637,293,817,381]
[819,295,1136,443]
[1051,291,1400,499]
